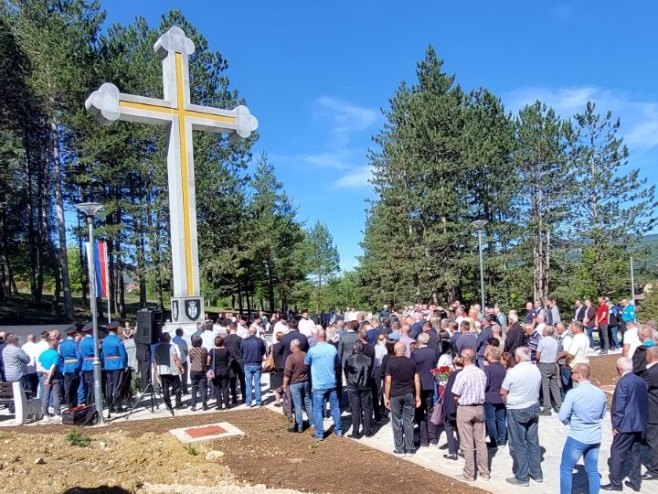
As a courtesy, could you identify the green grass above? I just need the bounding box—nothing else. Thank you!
[184,444,198,456]
[65,429,91,448]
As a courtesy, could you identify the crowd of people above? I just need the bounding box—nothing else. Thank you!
[262,300,657,493]
[0,298,656,493]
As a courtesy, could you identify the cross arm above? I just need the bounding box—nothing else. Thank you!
[85,83,175,126]
[186,103,259,139]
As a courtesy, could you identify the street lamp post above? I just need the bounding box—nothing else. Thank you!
[472,220,488,312]
[630,256,636,318]
[75,202,105,424]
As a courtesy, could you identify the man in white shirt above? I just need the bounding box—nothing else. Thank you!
[298,310,315,338]
[273,316,288,336]
[152,332,185,410]
[236,315,249,339]
[501,346,543,486]
[622,321,642,360]
[534,314,546,335]
[34,331,50,362]
[21,333,40,397]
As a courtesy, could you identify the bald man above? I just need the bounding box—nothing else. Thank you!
[558,364,607,494]
[385,341,421,456]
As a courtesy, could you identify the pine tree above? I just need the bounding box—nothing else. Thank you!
[305,221,340,313]
[570,102,658,297]
[514,101,576,304]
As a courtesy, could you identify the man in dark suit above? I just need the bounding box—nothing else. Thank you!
[409,312,425,340]
[411,333,438,447]
[223,323,246,404]
[602,357,649,492]
[643,345,658,481]
[503,313,524,357]
[278,320,309,365]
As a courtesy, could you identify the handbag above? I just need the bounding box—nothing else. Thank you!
[62,405,97,426]
[263,347,275,373]
[206,348,215,381]
[430,386,445,426]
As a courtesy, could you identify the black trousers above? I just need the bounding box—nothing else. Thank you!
[24,373,39,398]
[348,388,373,435]
[441,418,460,454]
[83,371,94,407]
[180,361,189,394]
[608,431,643,487]
[190,371,207,407]
[138,358,151,391]
[160,374,182,410]
[646,422,658,475]
[63,373,80,408]
[416,388,437,445]
[229,361,245,403]
[213,373,230,409]
[105,370,122,409]
[370,376,381,421]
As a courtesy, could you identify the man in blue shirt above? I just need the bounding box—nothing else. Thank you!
[620,299,636,329]
[241,326,266,407]
[102,323,127,412]
[59,327,81,409]
[79,326,96,406]
[38,336,62,418]
[305,328,342,440]
[559,363,607,494]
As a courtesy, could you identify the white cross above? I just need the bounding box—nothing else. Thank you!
[85,26,258,323]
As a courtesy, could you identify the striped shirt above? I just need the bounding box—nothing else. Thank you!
[2,344,30,382]
[188,347,208,373]
[452,363,486,405]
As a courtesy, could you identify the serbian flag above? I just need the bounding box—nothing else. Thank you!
[85,241,109,299]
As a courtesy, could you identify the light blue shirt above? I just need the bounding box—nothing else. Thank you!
[559,381,607,444]
[621,304,636,322]
[304,342,338,390]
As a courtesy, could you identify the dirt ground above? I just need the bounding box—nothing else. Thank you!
[0,408,486,494]
[589,354,621,387]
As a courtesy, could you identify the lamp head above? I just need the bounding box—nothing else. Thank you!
[471,219,488,231]
[75,202,104,216]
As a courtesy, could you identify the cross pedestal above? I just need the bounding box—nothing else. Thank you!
[86,27,258,325]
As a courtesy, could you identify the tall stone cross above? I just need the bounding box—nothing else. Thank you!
[85,26,258,325]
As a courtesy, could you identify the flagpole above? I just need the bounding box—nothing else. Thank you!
[105,243,111,324]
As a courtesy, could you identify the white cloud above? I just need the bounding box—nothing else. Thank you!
[334,166,373,189]
[313,96,378,135]
[274,96,378,177]
[503,86,658,151]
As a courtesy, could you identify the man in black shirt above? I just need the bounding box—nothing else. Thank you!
[223,323,246,404]
[412,333,438,446]
[278,320,309,364]
[385,341,421,456]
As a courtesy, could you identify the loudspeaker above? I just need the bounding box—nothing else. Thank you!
[136,308,163,345]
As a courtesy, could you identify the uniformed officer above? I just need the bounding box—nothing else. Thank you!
[78,323,96,407]
[59,326,82,408]
[102,322,127,412]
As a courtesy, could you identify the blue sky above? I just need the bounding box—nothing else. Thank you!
[100,0,658,270]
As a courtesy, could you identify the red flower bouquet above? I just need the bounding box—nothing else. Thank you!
[431,365,452,382]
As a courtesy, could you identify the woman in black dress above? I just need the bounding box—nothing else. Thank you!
[270,331,285,406]
[208,336,231,410]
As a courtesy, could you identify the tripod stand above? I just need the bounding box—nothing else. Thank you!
[124,380,174,419]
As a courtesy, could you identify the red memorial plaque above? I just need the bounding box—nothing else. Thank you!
[185,425,227,438]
